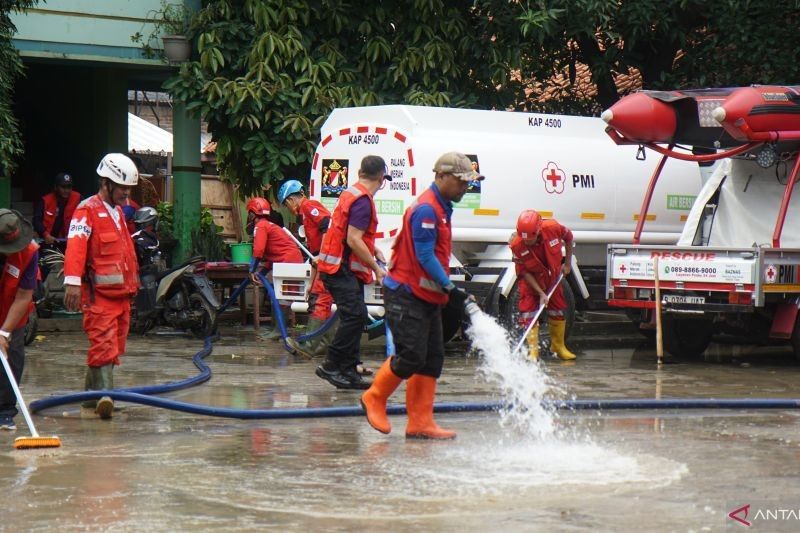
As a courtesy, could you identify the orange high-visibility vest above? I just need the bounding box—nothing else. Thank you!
[0,241,38,329]
[317,183,378,283]
[389,187,451,305]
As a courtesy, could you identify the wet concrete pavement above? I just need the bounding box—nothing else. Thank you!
[3,316,800,531]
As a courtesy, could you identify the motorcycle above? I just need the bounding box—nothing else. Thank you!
[132,256,220,339]
[25,240,68,345]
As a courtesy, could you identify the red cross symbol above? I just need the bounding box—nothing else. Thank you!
[547,168,561,187]
[767,266,775,279]
[619,264,627,274]
[541,162,566,194]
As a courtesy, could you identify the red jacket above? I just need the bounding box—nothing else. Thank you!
[389,187,451,305]
[64,195,139,298]
[298,198,331,254]
[0,241,38,329]
[317,183,378,284]
[252,218,303,269]
[510,219,573,289]
[41,190,80,238]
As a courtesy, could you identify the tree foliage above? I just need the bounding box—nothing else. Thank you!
[167,0,800,195]
[165,0,529,196]
[517,0,800,110]
[0,0,39,175]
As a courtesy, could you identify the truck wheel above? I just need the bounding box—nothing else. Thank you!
[624,309,656,342]
[662,317,713,358]
[790,315,800,361]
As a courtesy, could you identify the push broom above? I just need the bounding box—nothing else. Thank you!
[512,272,565,355]
[0,348,61,449]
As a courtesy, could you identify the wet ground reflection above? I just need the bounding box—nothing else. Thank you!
[1,327,799,530]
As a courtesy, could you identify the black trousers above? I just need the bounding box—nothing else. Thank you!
[0,327,25,418]
[321,268,367,372]
[384,286,444,379]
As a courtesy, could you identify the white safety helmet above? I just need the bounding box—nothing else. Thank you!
[96,153,139,186]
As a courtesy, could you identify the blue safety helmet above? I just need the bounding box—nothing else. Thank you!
[278,179,304,205]
[122,204,137,221]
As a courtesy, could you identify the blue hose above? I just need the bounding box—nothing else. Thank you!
[28,272,800,419]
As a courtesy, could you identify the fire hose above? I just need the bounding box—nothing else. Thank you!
[29,271,800,418]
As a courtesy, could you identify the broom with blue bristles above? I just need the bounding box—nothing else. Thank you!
[1,349,61,449]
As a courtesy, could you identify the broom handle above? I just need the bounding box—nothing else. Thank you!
[282,227,315,261]
[0,348,39,438]
[654,256,664,365]
[513,272,564,355]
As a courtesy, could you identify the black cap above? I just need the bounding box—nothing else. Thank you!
[54,172,73,187]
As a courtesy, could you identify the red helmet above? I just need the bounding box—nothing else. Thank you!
[246,197,271,216]
[516,210,542,239]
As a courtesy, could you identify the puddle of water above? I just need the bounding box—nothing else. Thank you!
[458,309,687,496]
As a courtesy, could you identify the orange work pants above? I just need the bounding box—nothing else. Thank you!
[82,292,131,367]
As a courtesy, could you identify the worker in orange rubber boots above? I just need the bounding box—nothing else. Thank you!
[362,152,482,439]
[277,179,336,358]
[509,209,576,361]
[246,197,303,340]
[63,153,140,419]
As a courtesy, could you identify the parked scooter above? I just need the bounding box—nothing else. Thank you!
[130,208,219,338]
[25,239,68,345]
[34,238,67,319]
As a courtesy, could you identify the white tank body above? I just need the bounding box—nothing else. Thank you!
[309,105,703,266]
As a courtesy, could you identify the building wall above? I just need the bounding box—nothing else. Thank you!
[12,0,174,65]
[14,63,128,203]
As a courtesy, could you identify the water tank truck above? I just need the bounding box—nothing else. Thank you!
[273,105,705,340]
[603,85,800,359]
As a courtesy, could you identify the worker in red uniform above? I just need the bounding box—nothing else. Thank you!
[33,172,81,244]
[277,179,335,358]
[361,152,480,439]
[315,155,388,390]
[0,210,39,431]
[509,209,576,361]
[63,153,140,419]
[246,197,303,340]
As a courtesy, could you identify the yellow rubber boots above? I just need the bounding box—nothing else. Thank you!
[361,358,403,434]
[405,374,456,440]
[526,324,540,361]
[548,319,576,360]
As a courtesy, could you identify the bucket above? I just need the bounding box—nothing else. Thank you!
[230,242,253,264]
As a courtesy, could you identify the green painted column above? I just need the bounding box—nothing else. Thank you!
[172,100,201,263]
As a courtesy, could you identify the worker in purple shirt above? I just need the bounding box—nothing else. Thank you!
[315,155,389,390]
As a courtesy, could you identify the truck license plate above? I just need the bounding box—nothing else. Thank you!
[662,295,705,304]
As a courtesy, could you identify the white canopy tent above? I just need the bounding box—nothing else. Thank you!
[128,112,173,154]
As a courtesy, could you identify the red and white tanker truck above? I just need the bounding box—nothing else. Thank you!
[272,105,705,340]
[603,85,800,358]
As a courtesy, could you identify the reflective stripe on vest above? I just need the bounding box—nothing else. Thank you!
[318,252,342,266]
[419,277,445,293]
[350,261,369,272]
[94,273,125,285]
